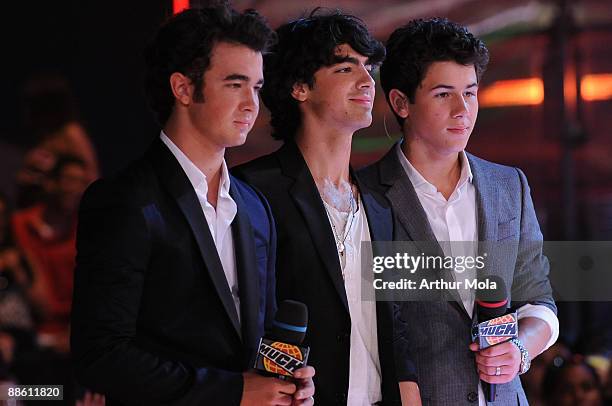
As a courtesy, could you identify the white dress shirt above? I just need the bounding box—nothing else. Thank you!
[323,195,382,405]
[161,132,241,322]
[396,143,559,405]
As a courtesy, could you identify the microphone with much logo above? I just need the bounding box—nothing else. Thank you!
[475,275,518,402]
[254,300,310,379]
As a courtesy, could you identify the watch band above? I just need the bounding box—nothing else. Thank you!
[510,337,531,374]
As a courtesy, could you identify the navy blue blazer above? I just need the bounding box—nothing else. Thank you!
[71,138,277,405]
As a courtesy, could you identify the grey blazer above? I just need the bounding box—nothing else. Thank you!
[357,144,556,406]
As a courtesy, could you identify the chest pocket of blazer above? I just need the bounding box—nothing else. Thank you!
[498,217,518,241]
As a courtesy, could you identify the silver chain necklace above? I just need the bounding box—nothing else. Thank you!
[322,188,356,257]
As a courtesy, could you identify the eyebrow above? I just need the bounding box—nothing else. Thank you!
[430,82,478,91]
[223,74,264,85]
[331,55,373,66]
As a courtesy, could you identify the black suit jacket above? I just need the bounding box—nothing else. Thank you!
[233,141,411,405]
[71,139,277,405]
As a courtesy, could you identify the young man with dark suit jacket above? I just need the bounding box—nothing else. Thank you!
[358,18,559,405]
[233,10,418,405]
[70,6,314,405]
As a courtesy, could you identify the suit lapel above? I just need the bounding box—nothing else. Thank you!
[230,181,260,353]
[378,146,442,254]
[467,153,499,242]
[355,170,393,243]
[355,169,398,359]
[467,153,506,300]
[378,144,467,314]
[277,142,349,312]
[149,139,241,339]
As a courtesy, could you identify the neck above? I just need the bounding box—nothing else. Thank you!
[295,124,353,186]
[164,116,225,180]
[164,114,224,207]
[401,137,462,199]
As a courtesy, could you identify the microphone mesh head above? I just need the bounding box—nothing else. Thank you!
[271,300,308,345]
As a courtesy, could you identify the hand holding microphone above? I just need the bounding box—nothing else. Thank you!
[469,276,522,402]
[242,300,315,406]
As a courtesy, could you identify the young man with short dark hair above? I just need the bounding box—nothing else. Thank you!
[71,5,314,405]
[359,18,559,405]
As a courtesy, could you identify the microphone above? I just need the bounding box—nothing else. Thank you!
[476,275,508,321]
[254,300,310,378]
[475,275,514,403]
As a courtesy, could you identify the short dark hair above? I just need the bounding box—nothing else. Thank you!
[144,4,275,125]
[381,18,489,127]
[262,9,385,141]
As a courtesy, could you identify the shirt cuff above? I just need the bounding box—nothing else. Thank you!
[516,303,559,352]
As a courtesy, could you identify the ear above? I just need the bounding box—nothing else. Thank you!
[388,89,410,119]
[169,72,193,106]
[291,82,309,102]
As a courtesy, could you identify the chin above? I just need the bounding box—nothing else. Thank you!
[352,115,373,131]
[226,133,248,148]
[445,134,470,149]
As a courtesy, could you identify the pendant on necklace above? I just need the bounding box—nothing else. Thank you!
[338,242,345,255]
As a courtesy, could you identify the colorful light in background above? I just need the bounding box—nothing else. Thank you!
[581,73,612,101]
[480,74,612,107]
[480,78,544,107]
[173,0,189,14]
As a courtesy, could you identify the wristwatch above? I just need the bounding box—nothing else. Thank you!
[510,338,531,374]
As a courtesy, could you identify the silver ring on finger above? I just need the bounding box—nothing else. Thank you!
[495,366,502,376]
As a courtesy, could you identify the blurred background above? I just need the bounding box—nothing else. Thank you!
[0,0,610,404]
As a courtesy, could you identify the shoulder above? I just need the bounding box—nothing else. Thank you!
[466,152,525,184]
[467,153,533,210]
[231,150,293,201]
[231,175,275,238]
[356,146,398,192]
[232,151,280,183]
[357,160,383,188]
[81,156,156,210]
[231,176,266,208]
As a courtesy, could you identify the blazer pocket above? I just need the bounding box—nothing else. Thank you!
[497,217,518,241]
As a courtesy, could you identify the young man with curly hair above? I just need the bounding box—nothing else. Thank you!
[359,18,559,405]
[234,10,417,405]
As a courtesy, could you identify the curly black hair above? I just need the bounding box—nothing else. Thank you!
[144,3,275,126]
[261,8,385,141]
[381,18,489,127]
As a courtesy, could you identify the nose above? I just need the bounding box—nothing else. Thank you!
[451,94,469,118]
[240,88,259,112]
[357,65,375,90]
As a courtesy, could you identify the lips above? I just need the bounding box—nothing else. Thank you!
[447,126,470,134]
[233,119,252,128]
[349,97,373,105]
